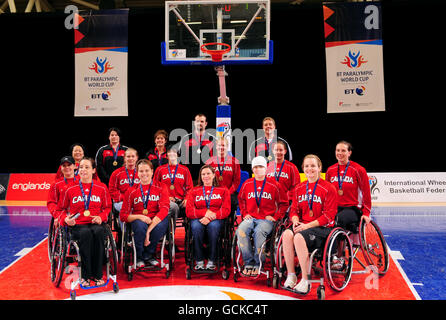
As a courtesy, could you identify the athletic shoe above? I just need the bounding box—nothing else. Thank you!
[136,260,145,268]
[284,274,297,288]
[145,258,160,267]
[194,261,205,270]
[293,278,311,295]
[206,260,216,270]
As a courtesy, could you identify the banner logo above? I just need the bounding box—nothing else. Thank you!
[341,50,367,68]
[356,86,366,96]
[89,57,113,74]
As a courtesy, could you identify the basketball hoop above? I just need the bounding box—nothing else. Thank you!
[200,42,231,62]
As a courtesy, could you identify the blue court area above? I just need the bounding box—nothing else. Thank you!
[372,206,446,300]
[1,204,445,300]
[0,206,51,272]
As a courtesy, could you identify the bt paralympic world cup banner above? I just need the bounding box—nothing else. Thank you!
[323,2,385,113]
[74,9,129,117]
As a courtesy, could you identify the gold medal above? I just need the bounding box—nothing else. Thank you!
[84,210,90,217]
[338,189,344,196]
[219,176,224,181]
[170,185,175,190]
[113,161,118,166]
[142,209,148,215]
[309,209,313,217]
[267,155,272,161]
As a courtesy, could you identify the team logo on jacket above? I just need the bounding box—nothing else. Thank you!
[162,173,184,180]
[247,192,272,200]
[195,194,222,202]
[329,176,353,184]
[120,178,140,185]
[73,195,101,204]
[134,195,160,205]
[89,57,113,74]
[298,194,322,204]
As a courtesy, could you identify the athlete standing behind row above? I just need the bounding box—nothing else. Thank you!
[95,127,128,186]
[325,141,372,234]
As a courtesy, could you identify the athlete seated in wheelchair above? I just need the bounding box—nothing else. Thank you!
[50,157,118,299]
[232,156,288,284]
[119,159,173,279]
[184,165,232,279]
[278,154,348,297]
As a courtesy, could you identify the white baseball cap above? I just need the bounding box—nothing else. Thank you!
[251,156,267,169]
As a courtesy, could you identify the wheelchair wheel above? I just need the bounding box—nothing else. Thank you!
[360,219,389,276]
[47,217,55,263]
[323,228,353,292]
[122,224,134,278]
[50,227,66,288]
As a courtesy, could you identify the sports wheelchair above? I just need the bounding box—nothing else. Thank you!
[49,222,119,300]
[121,214,175,280]
[273,217,389,300]
[231,218,284,287]
[184,215,234,280]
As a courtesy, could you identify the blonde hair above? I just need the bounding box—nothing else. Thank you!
[302,154,322,171]
[262,116,276,126]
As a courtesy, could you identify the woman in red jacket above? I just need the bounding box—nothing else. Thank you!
[185,165,231,270]
[120,159,170,268]
[108,148,140,212]
[325,141,372,232]
[282,154,338,294]
[57,157,112,287]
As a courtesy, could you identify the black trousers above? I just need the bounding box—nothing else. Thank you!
[335,206,362,233]
[71,224,105,280]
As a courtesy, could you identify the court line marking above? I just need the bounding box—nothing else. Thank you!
[387,243,422,300]
[0,237,47,276]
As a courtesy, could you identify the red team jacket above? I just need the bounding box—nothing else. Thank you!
[325,161,372,217]
[120,182,170,223]
[289,178,338,227]
[266,160,301,201]
[108,167,140,203]
[185,186,231,220]
[205,155,241,194]
[57,180,112,226]
[154,163,193,201]
[238,177,289,221]
[47,177,78,219]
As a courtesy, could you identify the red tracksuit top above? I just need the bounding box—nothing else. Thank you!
[205,155,241,194]
[185,185,231,220]
[289,178,338,227]
[120,182,170,222]
[108,166,140,203]
[266,160,301,201]
[238,177,289,221]
[57,180,112,226]
[153,163,193,201]
[325,161,372,217]
[47,177,78,219]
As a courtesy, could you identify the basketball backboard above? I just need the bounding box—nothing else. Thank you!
[162,0,272,65]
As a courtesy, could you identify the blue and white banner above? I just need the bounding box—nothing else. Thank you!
[74,9,129,117]
[323,2,385,113]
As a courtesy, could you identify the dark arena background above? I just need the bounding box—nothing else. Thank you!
[0,0,443,174]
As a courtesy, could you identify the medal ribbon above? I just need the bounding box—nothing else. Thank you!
[253,178,267,211]
[337,161,350,191]
[167,163,179,186]
[79,181,94,211]
[264,138,271,159]
[125,168,136,187]
[203,186,215,209]
[217,156,227,178]
[112,145,120,162]
[274,160,286,182]
[306,178,319,212]
[140,181,153,210]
